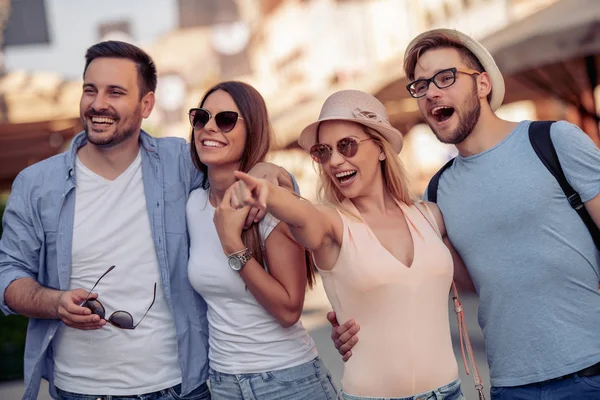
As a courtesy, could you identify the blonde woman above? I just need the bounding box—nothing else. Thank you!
[229,90,469,400]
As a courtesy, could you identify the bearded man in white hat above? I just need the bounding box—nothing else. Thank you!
[329,28,600,400]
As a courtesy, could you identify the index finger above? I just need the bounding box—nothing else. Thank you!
[234,170,258,189]
[72,288,96,303]
[64,299,96,316]
[64,312,103,324]
[77,292,98,309]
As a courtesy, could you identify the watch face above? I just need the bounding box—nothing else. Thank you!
[228,256,242,271]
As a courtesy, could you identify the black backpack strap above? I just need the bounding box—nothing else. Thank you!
[427,158,455,203]
[529,121,600,251]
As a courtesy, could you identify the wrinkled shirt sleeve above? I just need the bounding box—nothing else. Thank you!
[551,121,600,203]
[180,141,203,191]
[0,174,39,315]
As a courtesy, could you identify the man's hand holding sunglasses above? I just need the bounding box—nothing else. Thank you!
[4,277,105,330]
[57,289,106,330]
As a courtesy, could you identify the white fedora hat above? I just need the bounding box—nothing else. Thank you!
[299,89,403,154]
[405,28,505,111]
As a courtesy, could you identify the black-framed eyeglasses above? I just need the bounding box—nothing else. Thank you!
[309,137,373,164]
[188,108,244,133]
[406,67,481,98]
[83,265,157,330]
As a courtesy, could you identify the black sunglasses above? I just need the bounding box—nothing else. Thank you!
[309,137,373,164]
[406,67,481,98]
[83,265,157,330]
[188,108,244,133]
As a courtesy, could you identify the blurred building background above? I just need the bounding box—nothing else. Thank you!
[1,0,598,197]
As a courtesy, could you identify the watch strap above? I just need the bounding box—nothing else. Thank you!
[236,249,253,265]
[228,248,252,270]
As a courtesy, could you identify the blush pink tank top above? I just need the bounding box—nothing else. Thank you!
[319,200,458,398]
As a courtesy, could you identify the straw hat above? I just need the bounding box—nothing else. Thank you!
[405,28,505,111]
[298,90,403,153]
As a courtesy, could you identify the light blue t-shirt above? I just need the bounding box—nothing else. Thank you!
[429,120,600,387]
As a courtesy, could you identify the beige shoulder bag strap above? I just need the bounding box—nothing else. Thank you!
[414,201,486,400]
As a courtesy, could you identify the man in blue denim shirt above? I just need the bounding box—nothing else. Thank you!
[0,41,295,400]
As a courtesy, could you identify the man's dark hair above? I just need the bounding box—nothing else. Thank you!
[83,41,157,98]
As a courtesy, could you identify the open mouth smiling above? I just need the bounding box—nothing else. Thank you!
[430,105,455,123]
[201,140,226,148]
[334,170,357,184]
[89,116,117,125]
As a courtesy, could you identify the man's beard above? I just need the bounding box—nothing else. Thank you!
[83,105,142,148]
[430,84,481,145]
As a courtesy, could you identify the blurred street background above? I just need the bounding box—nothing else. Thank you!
[0,0,599,398]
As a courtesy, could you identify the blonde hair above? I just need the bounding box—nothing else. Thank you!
[316,125,413,210]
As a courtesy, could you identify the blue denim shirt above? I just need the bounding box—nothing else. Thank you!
[0,131,210,399]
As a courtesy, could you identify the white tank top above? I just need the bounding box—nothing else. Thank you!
[186,188,317,373]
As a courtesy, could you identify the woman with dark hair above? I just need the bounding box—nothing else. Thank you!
[186,81,337,400]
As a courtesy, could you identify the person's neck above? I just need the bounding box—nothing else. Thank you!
[350,178,398,216]
[455,108,519,157]
[77,133,141,181]
[207,164,239,207]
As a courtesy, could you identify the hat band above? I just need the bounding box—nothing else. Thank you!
[318,106,390,126]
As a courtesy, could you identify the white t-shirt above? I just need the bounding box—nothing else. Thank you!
[52,152,181,395]
[186,188,317,374]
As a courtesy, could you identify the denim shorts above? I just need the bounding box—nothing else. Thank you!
[55,382,210,400]
[341,377,464,400]
[209,356,338,400]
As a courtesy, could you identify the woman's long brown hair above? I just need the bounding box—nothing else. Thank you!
[190,81,315,288]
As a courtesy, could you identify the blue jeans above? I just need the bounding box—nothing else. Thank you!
[490,372,600,400]
[209,356,338,399]
[341,377,464,400]
[56,382,211,400]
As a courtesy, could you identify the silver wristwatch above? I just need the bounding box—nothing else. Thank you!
[227,248,252,271]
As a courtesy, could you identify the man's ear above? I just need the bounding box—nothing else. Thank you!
[141,92,155,119]
[477,72,492,102]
